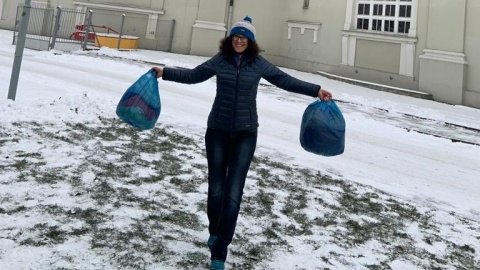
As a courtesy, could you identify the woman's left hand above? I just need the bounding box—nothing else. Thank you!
[318,88,333,101]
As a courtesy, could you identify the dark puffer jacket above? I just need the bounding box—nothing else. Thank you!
[162,53,320,131]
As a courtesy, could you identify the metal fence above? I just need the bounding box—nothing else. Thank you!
[13,4,55,51]
[87,9,175,52]
[14,3,175,52]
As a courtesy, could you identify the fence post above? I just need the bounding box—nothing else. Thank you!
[12,7,21,45]
[49,7,61,50]
[169,19,176,52]
[117,14,126,50]
[8,0,32,101]
[41,4,53,36]
[82,10,92,50]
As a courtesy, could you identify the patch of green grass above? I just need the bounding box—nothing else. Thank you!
[0,128,20,146]
[339,193,384,215]
[252,156,292,172]
[448,243,477,268]
[88,179,117,205]
[3,119,479,269]
[257,190,275,214]
[20,223,68,246]
[262,227,278,240]
[170,177,197,193]
[13,159,28,171]
[94,161,132,180]
[177,251,209,269]
[162,210,202,230]
[314,214,338,227]
[4,205,28,215]
[282,189,308,216]
[34,167,68,184]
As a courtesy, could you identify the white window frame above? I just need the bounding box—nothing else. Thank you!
[342,0,418,77]
[355,0,414,35]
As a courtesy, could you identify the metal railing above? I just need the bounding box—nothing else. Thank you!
[13,4,175,52]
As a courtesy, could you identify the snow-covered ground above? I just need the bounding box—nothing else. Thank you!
[1,29,479,269]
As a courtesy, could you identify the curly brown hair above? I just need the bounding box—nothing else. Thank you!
[219,35,260,59]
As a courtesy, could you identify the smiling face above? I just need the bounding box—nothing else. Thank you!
[232,34,248,54]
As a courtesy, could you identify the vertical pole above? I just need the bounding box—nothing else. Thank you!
[117,14,125,50]
[82,10,92,50]
[12,6,21,45]
[8,0,32,101]
[168,19,175,52]
[49,7,61,50]
[80,9,88,50]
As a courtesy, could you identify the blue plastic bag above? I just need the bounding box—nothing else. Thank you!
[116,69,161,130]
[300,100,345,156]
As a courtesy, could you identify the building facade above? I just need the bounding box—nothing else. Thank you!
[1,0,479,108]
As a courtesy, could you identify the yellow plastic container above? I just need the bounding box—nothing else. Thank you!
[95,33,139,49]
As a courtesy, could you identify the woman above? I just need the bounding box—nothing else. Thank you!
[153,16,332,270]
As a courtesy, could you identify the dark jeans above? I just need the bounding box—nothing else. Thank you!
[205,127,258,262]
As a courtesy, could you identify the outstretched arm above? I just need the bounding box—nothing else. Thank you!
[260,57,333,100]
[152,54,219,84]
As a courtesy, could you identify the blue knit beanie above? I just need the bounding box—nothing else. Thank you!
[230,16,256,41]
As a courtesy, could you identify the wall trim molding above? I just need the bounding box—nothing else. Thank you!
[419,49,468,65]
[192,20,226,32]
[73,1,165,15]
[342,31,417,76]
[286,20,321,43]
[342,30,417,44]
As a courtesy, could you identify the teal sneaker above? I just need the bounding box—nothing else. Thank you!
[210,259,225,270]
[207,235,217,250]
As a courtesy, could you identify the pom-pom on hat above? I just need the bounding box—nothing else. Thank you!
[230,16,256,41]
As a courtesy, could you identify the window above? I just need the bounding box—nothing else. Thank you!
[355,0,413,34]
[342,0,418,76]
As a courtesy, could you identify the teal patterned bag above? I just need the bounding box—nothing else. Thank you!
[116,69,161,130]
[300,100,345,156]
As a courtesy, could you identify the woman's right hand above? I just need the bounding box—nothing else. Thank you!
[152,66,163,78]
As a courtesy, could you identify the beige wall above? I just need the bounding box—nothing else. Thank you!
[197,0,226,22]
[355,40,401,74]
[464,0,480,107]
[2,0,480,108]
[420,60,466,104]
[0,0,23,29]
[425,0,466,53]
[230,0,287,58]
[414,0,429,84]
[278,0,345,72]
[419,0,468,106]
[227,0,346,74]
[190,0,228,56]
[161,0,199,54]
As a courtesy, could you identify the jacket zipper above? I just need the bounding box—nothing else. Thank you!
[231,56,241,131]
